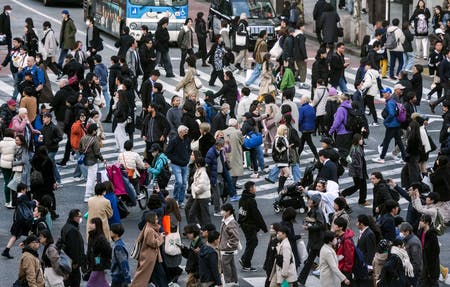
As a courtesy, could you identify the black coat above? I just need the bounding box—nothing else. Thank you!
[0,12,11,38]
[10,194,36,237]
[238,190,267,232]
[212,112,227,134]
[419,228,440,281]
[318,10,340,44]
[141,112,170,140]
[115,34,135,58]
[378,254,407,287]
[329,52,346,87]
[63,59,84,82]
[108,63,121,95]
[305,206,326,250]
[41,122,63,152]
[357,227,377,265]
[86,26,103,51]
[30,155,55,200]
[199,132,216,158]
[181,112,201,140]
[181,237,203,276]
[311,57,329,87]
[317,159,338,182]
[379,213,396,242]
[51,85,76,122]
[373,180,393,216]
[313,0,328,23]
[60,220,85,266]
[155,27,170,52]
[430,165,450,202]
[214,78,237,105]
[86,234,112,271]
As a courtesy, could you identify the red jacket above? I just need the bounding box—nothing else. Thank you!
[336,228,355,273]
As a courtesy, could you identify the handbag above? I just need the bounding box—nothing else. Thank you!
[190,135,202,151]
[131,228,145,260]
[296,239,308,263]
[12,162,24,173]
[164,231,182,256]
[194,76,202,89]
[243,131,263,149]
[337,23,344,37]
[269,39,283,59]
[78,136,96,165]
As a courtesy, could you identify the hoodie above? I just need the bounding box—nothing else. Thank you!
[198,244,221,285]
[328,100,352,135]
[336,228,355,273]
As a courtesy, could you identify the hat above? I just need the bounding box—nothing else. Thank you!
[201,223,216,232]
[310,194,321,205]
[149,143,161,152]
[228,118,238,127]
[205,90,215,98]
[393,83,405,90]
[61,9,69,15]
[328,87,338,96]
[436,28,445,35]
[7,99,16,106]
[177,125,189,133]
[380,87,392,94]
[42,112,52,118]
[22,234,39,245]
[40,103,52,110]
[320,137,334,146]
[243,112,253,119]
[4,5,12,11]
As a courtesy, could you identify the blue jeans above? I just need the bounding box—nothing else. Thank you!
[389,51,404,78]
[101,84,110,110]
[338,77,349,94]
[245,63,262,86]
[221,170,236,197]
[73,152,87,178]
[12,72,19,100]
[267,163,302,183]
[256,146,265,171]
[159,50,174,76]
[403,51,415,71]
[48,151,61,184]
[171,163,188,204]
[58,49,69,67]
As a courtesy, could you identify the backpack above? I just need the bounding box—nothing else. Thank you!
[435,209,447,236]
[57,248,72,275]
[157,157,171,188]
[395,102,407,123]
[289,6,300,24]
[344,107,366,134]
[352,245,369,279]
[416,14,428,35]
[14,202,33,229]
[272,138,285,163]
[293,33,306,60]
[384,28,398,49]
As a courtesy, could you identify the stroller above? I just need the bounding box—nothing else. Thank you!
[273,183,307,214]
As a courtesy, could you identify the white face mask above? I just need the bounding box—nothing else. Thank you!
[220,210,226,217]
[398,232,405,239]
[332,238,338,246]
[85,20,90,26]
[78,218,83,224]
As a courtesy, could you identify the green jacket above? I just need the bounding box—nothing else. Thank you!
[280,67,295,91]
[59,18,77,50]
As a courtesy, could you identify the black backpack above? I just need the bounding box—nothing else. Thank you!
[157,158,171,188]
[344,108,366,135]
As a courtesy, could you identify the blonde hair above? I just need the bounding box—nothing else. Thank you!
[18,108,28,115]
[214,130,224,138]
[301,95,311,103]
[199,122,211,133]
[277,124,288,136]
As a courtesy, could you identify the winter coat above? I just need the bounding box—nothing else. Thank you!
[191,167,211,199]
[205,147,229,185]
[430,166,450,202]
[175,66,198,98]
[336,228,355,273]
[379,213,396,242]
[373,252,389,281]
[305,206,326,250]
[373,180,394,215]
[259,61,276,95]
[313,86,328,116]
[165,135,191,166]
[383,98,401,128]
[59,17,77,50]
[325,95,340,130]
[0,137,16,169]
[361,68,380,97]
[86,195,113,241]
[148,152,169,177]
[404,234,423,277]
[219,215,239,252]
[40,28,58,59]
[378,254,407,287]
[329,100,352,135]
[402,27,414,52]
[111,238,131,284]
[223,126,244,177]
[79,135,104,166]
[348,145,368,179]
[51,85,74,122]
[214,78,237,105]
[298,102,316,132]
[115,34,135,58]
[70,120,85,151]
[312,57,329,88]
[318,10,340,44]
[409,8,431,36]
[386,26,405,52]
[181,236,203,276]
[104,192,120,226]
[198,244,221,285]
[181,109,201,140]
[418,228,440,281]
[238,190,267,232]
[130,223,164,287]
[86,234,112,272]
[177,25,194,50]
[269,238,297,283]
[280,67,295,91]
[19,96,37,123]
[329,51,346,87]
[41,122,62,152]
[319,244,347,287]
[18,247,44,287]
[117,151,145,178]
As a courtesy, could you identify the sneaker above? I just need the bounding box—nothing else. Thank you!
[73,177,83,182]
[377,145,382,155]
[312,269,320,276]
[179,202,186,209]
[250,173,259,178]
[213,212,222,217]
[229,195,241,202]
[369,122,380,127]
[6,202,14,209]
[359,201,371,206]
[242,266,257,272]
[137,193,146,200]
[372,158,385,164]
[4,202,9,207]
[265,177,275,184]
[56,161,67,167]
[57,183,64,188]
[395,158,405,165]
[390,153,401,160]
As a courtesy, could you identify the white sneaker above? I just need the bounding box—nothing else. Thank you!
[250,173,259,178]
[372,158,385,164]
[312,269,320,276]
[445,276,450,285]
[377,145,382,155]
[369,122,380,127]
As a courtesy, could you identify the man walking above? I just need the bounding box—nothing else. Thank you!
[234,13,250,71]
[0,5,12,52]
[41,112,63,186]
[58,10,77,67]
[330,42,350,94]
[418,214,440,287]
[177,18,195,77]
[126,40,143,91]
[238,181,267,272]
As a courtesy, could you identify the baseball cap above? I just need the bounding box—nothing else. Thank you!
[149,143,161,152]
[7,99,16,106]
[393,83,405,90]
[61,9,69,15]
[380,87,392,94]
[436,28,445,35]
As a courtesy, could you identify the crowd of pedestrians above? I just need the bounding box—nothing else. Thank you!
[0,0,449,286]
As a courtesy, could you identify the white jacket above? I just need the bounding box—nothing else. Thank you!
[39,29,58,59]
[117,151,145,178]
[237,94,257,122]
[305,180,339,223]
[313,86,329,116]
[387,26,405,52]
[361,68,380,97]
[319,244,347,287]
[0,137,17,169]
[191,167,211,199]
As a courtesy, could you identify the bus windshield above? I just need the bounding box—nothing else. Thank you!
[232,0,276,19]
[129,0,188,6]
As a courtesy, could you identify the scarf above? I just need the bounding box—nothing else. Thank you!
[390,246,414,277]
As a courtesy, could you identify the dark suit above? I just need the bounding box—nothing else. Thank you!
[317,159,338,183]
[357,228,376,265]
[140,78,155,111]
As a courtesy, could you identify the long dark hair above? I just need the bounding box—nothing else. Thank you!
[165,198,182,222]
[407,120,422,150]
[89,217,105,239]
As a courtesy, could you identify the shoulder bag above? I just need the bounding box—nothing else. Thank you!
[78,136,96,165]
[313,89,327,111]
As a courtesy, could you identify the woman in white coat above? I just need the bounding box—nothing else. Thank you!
[319,231,350,287]
[269,226,297,287]
[313,79,329,136]
[0,129,18,207]
[189,156,211,227]
[39,21,62,77]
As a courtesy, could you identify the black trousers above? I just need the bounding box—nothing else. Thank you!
[341,177,367,204]
[189,198,211,227]
[196,36,208,63]
[179,48,194,76]
[298,131,319,159]
[240,225,258,268]
[380,127,406,160]
[298,248,320,284]
[209,68,224,86]
[64,267,81,287]
[364,95,378,123]
[61,132,72,163]
[335,133,353,163]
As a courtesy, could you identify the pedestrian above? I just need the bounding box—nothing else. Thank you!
[330,42,350,95]
[272,124,290,192]
[103,181,120,227]
[264,223,282,287]
[319,231,350,287]
[175,55,199,100]
[356,214,377,268]
[71,112,87,181]
[234,13,250,71]
[180,223,203,286]
[114,26,135,59]
[259,53,276,97]
[15,234,44,287]
[11,134,31,195]
[85,16,103,72]
[263,94,279,155]
[58,9,77,67]
[85,217,112,287]
[195,12,209,66]
[125,40,143,92]
[110,223,131,287]
[246,30,268,87]
[154,17,175,77]
[198,230,222,287]
[378,239,410,287]
[298,95,319,160]
[341,133,369,206]
[268,225,298,286]
[238,181,267,271]
[219,203,240,285]
[166,95,183,139]
[361,59,381,126]
[378,199,399,241]
[297,194,326,286]
[427,40,444,101]
[402,22,415,72]
[330,197,350,230]
[0,128,17,207]
[189,156,211,226]
[177,18,195,77]
[318,3,340,45]
[387,19,405,80]
[313,79,329,135]
[112,90,130,152]
[0,38,23,99]
[399,222,423,286]
[181,101,200,140]
[0,5,12,52]
[411,64,424,105]
[280,59,296,95]
[214,70,238,118]
[208,34,226,86]
[417,214,441,286]
[117,140,146,192]
[334,217,355,283]
[93,55,109,113]
[410,0,431,60]
[223,118,244,187]
[40,112,63,186]
[39,229,65,287]
[40,21,62,78]
[313,0,327,43]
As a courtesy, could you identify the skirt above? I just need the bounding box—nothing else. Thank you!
[87,271,109,287]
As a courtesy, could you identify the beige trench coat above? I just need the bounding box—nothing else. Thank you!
[222,126,244,177]
[175,66,199,99]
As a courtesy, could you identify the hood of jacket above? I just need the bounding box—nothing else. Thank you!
[342,228,355,241]
[340,100,352,109]
[241,189,256,200]
[199,244,217,258]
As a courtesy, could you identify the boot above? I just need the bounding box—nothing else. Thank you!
[235,63,243,71]
[2,248,13,259]
[278,176,287,193]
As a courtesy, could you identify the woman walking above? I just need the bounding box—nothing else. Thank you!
[10,135,31,200]
[39,229,65,287]
[401,120,423,187]
[263,94,279,156]
[189,157,211,227]
[272,124,290,193]
[31,146,57,216]
[410,0,431,60]
[0,129,17,208]
[195,12,209,66]
[319,231,350,286]
[213,70,238,118]
[341,133,369,206]
[259,53,276,97]
[131,211,164,287]
[268,225,297,286]
[313,79,329,136]
[86,217,112,287]
[113,90,130,152]
[175,55,199,100]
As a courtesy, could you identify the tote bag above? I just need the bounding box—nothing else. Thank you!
[164,231,182,256]
[269,39,283,59]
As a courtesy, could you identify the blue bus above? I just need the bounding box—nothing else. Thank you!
[84,0,188,41]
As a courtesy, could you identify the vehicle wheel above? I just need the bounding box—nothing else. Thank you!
[137,185,149,210]
[43,0,52,6]
[273,204,281,214]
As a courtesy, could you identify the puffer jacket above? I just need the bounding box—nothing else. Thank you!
[218,215,240,252]
[383,98,401,128]
[117,151,145,179]
[70,120,85,151]
[148,153,169,177]
[0,137,16,169]
[361,68,380,97]
[329,100,352,135]
[298,102,316,132]
[191,167,211,199]
[336,228,355,273]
